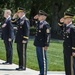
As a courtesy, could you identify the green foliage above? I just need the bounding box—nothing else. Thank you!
[30,26,36,36]
[0,0,75,35]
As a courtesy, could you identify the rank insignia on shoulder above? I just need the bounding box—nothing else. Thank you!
[46,29,50,33]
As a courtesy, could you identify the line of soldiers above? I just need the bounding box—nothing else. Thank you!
[1,7,51,75]
[1,7,75,75]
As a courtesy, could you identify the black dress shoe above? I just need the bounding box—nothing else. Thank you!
[2,62,12,65]
[16,67,25,71]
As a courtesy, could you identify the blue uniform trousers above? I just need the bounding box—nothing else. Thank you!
[4,40,13,64]
[36,46,47,75]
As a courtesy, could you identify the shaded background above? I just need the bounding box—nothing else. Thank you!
[0,0,75,39]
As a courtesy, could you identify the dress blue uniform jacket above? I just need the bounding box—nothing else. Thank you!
[59,23,75,55]
[34,21,51,47]
[11,17,30,43]
[70,26,75,53]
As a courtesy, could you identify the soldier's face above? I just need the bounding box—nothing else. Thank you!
[38,15,46,21]
[64,18,72,24]
[17,12,24,18]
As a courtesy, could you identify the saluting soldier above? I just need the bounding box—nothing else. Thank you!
[1,10,14,64]
[34,10,51,75]
[12,7,30,70]
[58,12,75,75]
[71,24,75,75]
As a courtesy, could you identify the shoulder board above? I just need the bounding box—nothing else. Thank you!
[43,21,49,25]
[44,23,50,28]
[70,24,75,28]
[71,25,75,31]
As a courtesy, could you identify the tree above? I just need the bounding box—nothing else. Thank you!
[0,0,75,37]
[29,0,75,36]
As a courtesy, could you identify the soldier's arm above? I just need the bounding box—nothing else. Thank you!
[70,27,75,53]
[11,18,18,30]
[11,13,18,25]
[23,19,30,42]
[11,18,17,24]
[58,18,64,30]
[43,24,51,47]
[58,22,64,30]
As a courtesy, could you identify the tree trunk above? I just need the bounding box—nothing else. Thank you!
[29,0,39,26]
[51,1,71,34]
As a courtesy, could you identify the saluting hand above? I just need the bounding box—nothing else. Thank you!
[34,15,39,19]
[60,18,64,23]
[13,13,18,19]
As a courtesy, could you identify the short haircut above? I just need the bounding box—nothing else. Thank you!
[4,10,12,15]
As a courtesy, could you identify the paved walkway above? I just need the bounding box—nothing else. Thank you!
[0,60,65,75]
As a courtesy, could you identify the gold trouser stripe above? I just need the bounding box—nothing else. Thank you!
[23,44,25,67]
[71,56,74,75]
[42,47,46,75]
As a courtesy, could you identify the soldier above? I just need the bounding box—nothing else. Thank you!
[12,7,30,70]
[58,12,75,75]
[1,10,14,64]
[34,10,51,75]
[71,25,75,75]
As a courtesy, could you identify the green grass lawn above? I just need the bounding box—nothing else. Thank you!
[0,39,64,71]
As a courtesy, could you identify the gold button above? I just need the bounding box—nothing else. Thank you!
[39,30,41,32]
[20,26,22,28]
[67,36,69,38]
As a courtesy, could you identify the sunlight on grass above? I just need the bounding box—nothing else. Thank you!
[0,39,64,71]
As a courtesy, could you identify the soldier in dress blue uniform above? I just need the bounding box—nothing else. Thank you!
[1,10,14,64]
[58,12,75,75]
[34,10,51,75]
[12,7,30,70]
[71,26,75,75]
